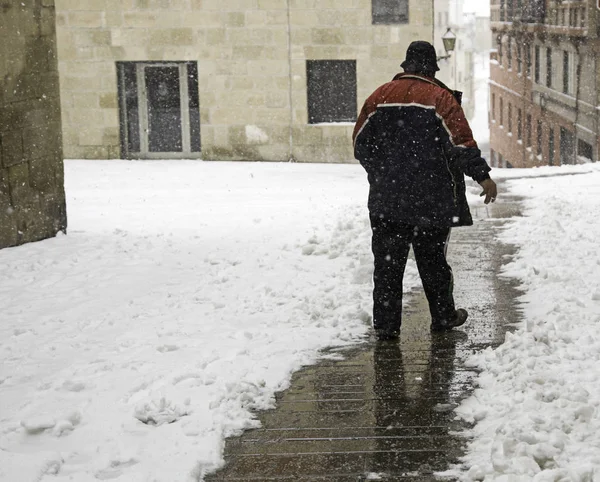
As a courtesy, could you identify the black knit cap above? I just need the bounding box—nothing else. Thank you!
[401,41,440,73]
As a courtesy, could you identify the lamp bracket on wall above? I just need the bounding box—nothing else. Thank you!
[437,27,457,61]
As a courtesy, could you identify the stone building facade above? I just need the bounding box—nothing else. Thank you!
[54,0,434,162]
[489,0,599,168]
[0,0,67,249]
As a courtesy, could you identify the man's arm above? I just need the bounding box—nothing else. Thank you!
[436,90,498,204]
[352,93,380,175]
[352,100,372,164]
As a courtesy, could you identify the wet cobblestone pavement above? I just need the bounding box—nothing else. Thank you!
[206,191,523,481]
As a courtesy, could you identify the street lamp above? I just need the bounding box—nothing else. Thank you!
[437,28,457,61]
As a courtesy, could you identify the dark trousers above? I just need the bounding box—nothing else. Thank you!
[370,216,455,332]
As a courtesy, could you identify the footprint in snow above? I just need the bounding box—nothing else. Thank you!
[60,380,87,392]
[95,458,139,481]
[134,397,190,426]
[156,344,179,353]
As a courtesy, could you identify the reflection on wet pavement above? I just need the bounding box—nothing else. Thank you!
[206,190,522,481]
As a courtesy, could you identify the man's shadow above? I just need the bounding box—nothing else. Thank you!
[367,331,468,475]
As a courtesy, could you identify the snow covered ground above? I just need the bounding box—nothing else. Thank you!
[0,160,423,481]
[8,159,600,482]
[450,163,600,481]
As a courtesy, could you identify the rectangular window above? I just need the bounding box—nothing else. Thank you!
[546,47,552,87]
[564,51,576,96]
[372,0,408,24]
[517,44,522,74]
[560,127,575,164]
[507,37,512,70]
[570,53,576,95]
[523,0,546,23]
[306,60,357,124]
[526,114,532,147]
[491,93,496,121]
[497,36,503,66]
[517,108,522,140]
[563,51,570,94]
[578,139,594,162]
[508,103,512,133]
[537,120,543,155]
[534,46,540,83]
[549,128,555,166]
[525,44,532,77]
[117,61,201,159]
[499,97,504,126]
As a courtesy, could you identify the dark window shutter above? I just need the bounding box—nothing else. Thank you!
[187,62,201,152]
[117,63,140,155]
[578,139,593,161]
[372,0,409,24]
[306,60,357,124]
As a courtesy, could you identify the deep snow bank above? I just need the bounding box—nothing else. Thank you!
[451,165,600,481]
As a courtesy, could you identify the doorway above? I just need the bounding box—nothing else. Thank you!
[117,61,201,159]
[559,127,574,165]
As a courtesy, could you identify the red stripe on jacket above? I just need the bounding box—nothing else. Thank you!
[352,73,478,151]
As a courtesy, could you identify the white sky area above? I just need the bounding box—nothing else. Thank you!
[463,0,490,16]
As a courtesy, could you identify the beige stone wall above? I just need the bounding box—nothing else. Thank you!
[290,0,434,163]
[55,0,433,162]
[0,0,67,249]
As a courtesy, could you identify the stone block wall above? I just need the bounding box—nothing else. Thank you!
[55,0,433,162]
[0,0,67,249]
[288,0,433,162]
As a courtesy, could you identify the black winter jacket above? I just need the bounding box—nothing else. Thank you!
[352,73,491,227]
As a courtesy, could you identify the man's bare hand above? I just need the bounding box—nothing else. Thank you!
[479,178,497,204]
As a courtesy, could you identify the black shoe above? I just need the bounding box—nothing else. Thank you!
[431,308,468,332]
[375,329,400,341]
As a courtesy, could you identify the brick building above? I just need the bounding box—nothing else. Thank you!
[54,0,434,163]
[489,0,599,168]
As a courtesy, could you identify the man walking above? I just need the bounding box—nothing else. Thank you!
[352,41,497,341]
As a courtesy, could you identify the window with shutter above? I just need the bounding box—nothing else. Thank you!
[306,60,357,124]
[372,0,409,24]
